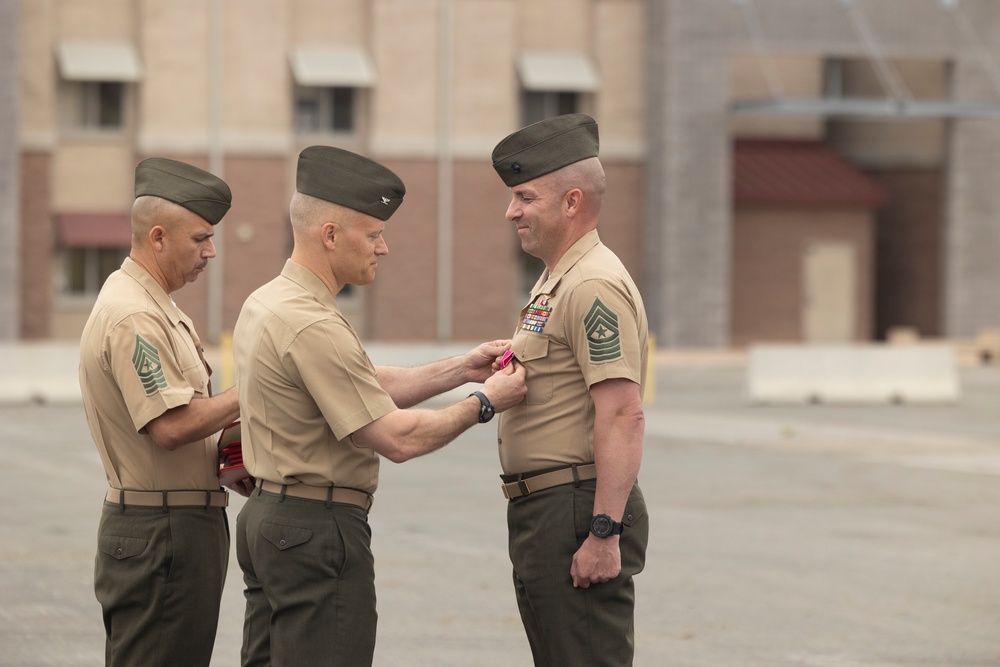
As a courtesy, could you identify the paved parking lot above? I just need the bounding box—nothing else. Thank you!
[1,348,999,666]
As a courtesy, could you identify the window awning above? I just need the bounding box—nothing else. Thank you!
[57,213,132,248]
[289,47,376,87]
[57,41,141,82]
[517,52,599,92]
[733,139,887,209]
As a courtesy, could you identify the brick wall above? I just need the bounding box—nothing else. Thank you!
[731,207,874,346]
[19,151,52,339]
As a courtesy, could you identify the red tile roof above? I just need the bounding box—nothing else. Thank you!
[733,139,887,208]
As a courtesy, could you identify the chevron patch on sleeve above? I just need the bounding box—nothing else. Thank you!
[132,335,168,396]
[584,298,621,362]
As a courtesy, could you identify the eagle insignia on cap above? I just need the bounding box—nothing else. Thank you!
[381,196,390,205]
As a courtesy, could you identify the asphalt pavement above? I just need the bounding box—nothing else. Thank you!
[1,344,999,666]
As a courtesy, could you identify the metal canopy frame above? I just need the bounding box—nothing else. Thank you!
[731,96,1000,118]
[731,0,1000,120]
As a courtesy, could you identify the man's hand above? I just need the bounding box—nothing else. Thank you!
[225,477,255,498]
[570,535,622,588]
[463,340,512,383]
[481,361,527,412]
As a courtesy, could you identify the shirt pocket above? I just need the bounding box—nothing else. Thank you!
[515,333,553,405]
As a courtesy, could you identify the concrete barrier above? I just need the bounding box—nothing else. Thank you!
[974,329,1000,366]
[747,343,960,404]
[0,342,82,404]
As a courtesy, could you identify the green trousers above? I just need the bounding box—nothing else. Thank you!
[237,488,377,667]
[95,503,229,667]
[508,480,649,667]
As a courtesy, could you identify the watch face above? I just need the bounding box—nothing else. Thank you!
[591,514,613,537]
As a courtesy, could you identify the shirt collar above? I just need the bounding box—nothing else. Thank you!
[280,259,340,311]
[532,229,601,298]
[120,256,184,325]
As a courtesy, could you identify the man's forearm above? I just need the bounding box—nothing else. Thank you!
[351,395,482,462]
[592,411,644,520]
[146,387,240,451]
[375,357,467,408]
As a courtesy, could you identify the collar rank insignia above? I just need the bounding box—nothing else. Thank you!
[521,297,552,333]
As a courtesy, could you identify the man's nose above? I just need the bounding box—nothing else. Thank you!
[506,198,519,221]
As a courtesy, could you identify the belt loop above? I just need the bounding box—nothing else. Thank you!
[279,484,288,502]
[325,485,334,509]
[161,490,169,513]
[118,490,125,514]
[204,490,211,511]
[516,473,529,498]
[571,463,581,487]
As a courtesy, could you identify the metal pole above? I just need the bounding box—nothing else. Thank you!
[0,0,20,340]
[206,0,224,344]
[436,0,454,342]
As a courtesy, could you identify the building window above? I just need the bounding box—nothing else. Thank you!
[521,91,579,126]
[56,41,139,134]
[60,247,128,296]
[295,86,358,134]
[86,82,124,128]
[60,80,127,132]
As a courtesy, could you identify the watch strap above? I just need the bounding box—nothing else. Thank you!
[469,391,495,423]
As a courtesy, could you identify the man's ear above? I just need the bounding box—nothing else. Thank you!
[564,188,583,217]
[321,221,337,250]
[149,225,165,249]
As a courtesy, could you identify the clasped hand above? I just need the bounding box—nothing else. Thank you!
[571,535,622,588]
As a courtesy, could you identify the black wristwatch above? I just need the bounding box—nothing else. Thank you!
[590,514,624,538]
[469,391,495,423]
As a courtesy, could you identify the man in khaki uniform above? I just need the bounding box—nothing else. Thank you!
[79,158,242,667]
[233,145,527,667]
[491,114,650,667]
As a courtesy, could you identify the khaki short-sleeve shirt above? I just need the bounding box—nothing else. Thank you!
[233,260,396,494]
[79,257,219,491]
[497,230,648,474]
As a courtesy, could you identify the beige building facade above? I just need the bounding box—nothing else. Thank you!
[15,0,646,345]
[7,0,1000,347]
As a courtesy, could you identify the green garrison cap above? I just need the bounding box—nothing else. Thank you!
[296,146,405,221]
[492,113,600,187]
[134,158,232,225]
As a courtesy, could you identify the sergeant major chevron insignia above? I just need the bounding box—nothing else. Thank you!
[584,298,621,362]
[132,335,168,396]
